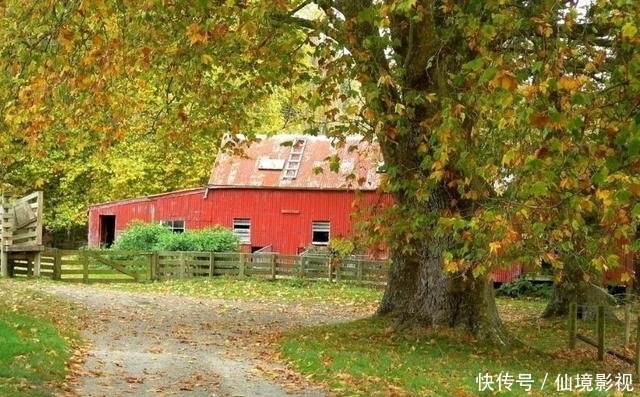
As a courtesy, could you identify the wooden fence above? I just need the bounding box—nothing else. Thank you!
[568,303,640,376]
[7,249,389,284]
[8,249,151,283]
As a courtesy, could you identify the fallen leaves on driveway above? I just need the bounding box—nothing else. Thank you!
[25,281,371,397]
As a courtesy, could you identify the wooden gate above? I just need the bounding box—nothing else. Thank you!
[39,249,153,283]
[1,191,44,277]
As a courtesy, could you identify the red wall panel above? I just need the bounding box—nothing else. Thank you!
[88,188,635,285]
[88,188,388,254]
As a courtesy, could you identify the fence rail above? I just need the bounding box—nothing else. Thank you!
[6,249,389,285]
[568,303,640,376]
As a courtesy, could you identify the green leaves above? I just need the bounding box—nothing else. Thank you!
[621,22,637,39]
[2,0,640,288]
[111,221,240,252]
[0,0,314,231]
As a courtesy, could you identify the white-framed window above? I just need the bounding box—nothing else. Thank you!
[161,220,185,233]
[233,218,251,244]
[311,221,330,246]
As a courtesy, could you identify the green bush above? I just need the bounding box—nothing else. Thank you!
[111,222,240,252]
[110,221,172,251]
[496,277,552,299]
[190,227,240,252]
[155,232,195,251]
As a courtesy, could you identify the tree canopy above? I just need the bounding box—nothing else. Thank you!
[0,0,307,229]
[2,0,640,340]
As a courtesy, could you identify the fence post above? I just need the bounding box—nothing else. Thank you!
[568,302,577,349]
[7,255,13,277]
[328,260,333,282]
[148,251,157,281]
[82,250,89,284]
[357,260,363,283]
[179,251,186,279]
[298,256,305,279]
[597,305,605,361]
[209,252,215,277]
[53,249,61,280]
[625,303,631,346]
[239,253,246,278]
[270,253,277,280]
[624,286,632,345]
[0,247,7,278]
[34,252,41,277]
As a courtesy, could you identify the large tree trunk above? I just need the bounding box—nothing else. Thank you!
[377,249,513,345]
[375,184,514,346]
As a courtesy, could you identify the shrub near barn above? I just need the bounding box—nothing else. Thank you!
[111,221,239,252]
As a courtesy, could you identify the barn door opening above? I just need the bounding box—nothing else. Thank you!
[99,215,116,248]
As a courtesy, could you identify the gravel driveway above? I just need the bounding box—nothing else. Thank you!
[31,283,370,397]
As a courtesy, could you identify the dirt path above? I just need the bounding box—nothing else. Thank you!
[32,283,370,397]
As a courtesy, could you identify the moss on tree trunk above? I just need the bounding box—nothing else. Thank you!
[377,249,513,345]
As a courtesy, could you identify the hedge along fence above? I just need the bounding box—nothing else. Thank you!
[7,249,389,284]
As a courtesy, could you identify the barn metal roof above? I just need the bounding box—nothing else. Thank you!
[207,135,382,190]
[88,187,204,209]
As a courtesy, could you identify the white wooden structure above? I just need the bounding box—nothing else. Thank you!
[1,191,44,277]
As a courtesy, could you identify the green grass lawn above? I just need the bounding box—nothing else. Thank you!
[0,280,82,397]
[281,297,638,396]
[5,277,637,396]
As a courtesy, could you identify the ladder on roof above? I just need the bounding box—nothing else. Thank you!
[282,138,306,179]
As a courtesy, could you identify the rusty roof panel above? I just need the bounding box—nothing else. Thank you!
[88,187,204,209]
[208,135,382,190]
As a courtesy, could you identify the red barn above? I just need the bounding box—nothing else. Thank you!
[88,135,389,254]
[88,133,635,284]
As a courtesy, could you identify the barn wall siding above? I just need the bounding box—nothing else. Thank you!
[88,188,636,283]
[88,188,387,254]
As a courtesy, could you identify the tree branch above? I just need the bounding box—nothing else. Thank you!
[289,0,316,16]
[269,13,316,30]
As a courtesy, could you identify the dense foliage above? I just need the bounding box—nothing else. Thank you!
[154,227,240,252]
[0,1,307,231]
[111,221,239,252]
[2,0,639,339]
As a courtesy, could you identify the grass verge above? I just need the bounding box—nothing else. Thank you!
[99,277,383,306]
[281,297,638,396]
[0,279,83,397]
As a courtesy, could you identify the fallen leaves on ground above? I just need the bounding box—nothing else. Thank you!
[6,279,363,397]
